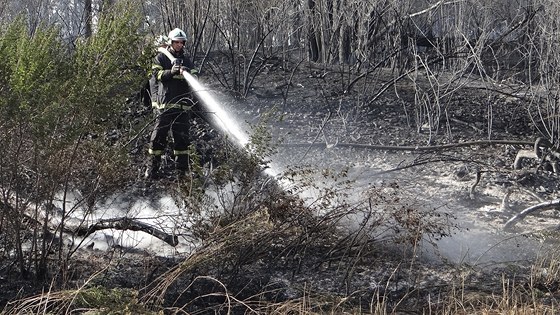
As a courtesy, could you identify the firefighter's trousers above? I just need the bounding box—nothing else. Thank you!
[148,108,192,171]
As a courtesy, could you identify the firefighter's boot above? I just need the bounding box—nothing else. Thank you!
[175,155,190,179]
[144,155,162,179]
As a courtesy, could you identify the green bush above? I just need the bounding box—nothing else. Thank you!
[0,2,146,280]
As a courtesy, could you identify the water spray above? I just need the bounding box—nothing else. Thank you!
[182,72,250,148]
[157,48,250,146]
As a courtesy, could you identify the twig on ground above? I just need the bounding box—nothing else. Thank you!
[504,199,560,230]
[469,170,482,199]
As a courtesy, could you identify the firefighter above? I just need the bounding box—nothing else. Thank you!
[145,28,200,179]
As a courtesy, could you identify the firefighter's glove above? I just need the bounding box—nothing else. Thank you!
[171,65,181,75]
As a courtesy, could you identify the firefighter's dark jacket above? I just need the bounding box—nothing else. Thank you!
[152,47,197,109]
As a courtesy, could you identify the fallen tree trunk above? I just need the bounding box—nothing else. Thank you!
[504,199,560,231]
[2,196,179,248]
[72,217,179,247]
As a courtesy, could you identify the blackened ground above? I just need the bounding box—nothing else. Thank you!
[3,60,560,312]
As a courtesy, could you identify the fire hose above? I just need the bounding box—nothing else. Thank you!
[156,47,250,149]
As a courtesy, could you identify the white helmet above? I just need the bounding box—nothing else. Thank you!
[167,28,187,44]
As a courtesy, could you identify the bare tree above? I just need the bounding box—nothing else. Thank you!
[84,0,92,37]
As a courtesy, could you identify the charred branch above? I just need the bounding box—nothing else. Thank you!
[1,199,179,248]
[504,199,560,231]
[72,217,179,247]
[281,139,534,152]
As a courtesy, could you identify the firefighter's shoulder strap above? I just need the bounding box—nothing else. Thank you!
[157,47,176,64]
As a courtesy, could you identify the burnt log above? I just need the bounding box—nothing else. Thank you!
[72,217,178,247]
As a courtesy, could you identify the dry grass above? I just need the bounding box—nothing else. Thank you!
[2,177,560,314]
[429,252,560,315]
[3,262,559,314]
[2,270,153,314]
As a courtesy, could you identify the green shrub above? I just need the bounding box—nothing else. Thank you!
[0,2,146,281]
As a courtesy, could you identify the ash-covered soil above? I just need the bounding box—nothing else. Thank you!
[223,60,560,231]
[217,61,560,304]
